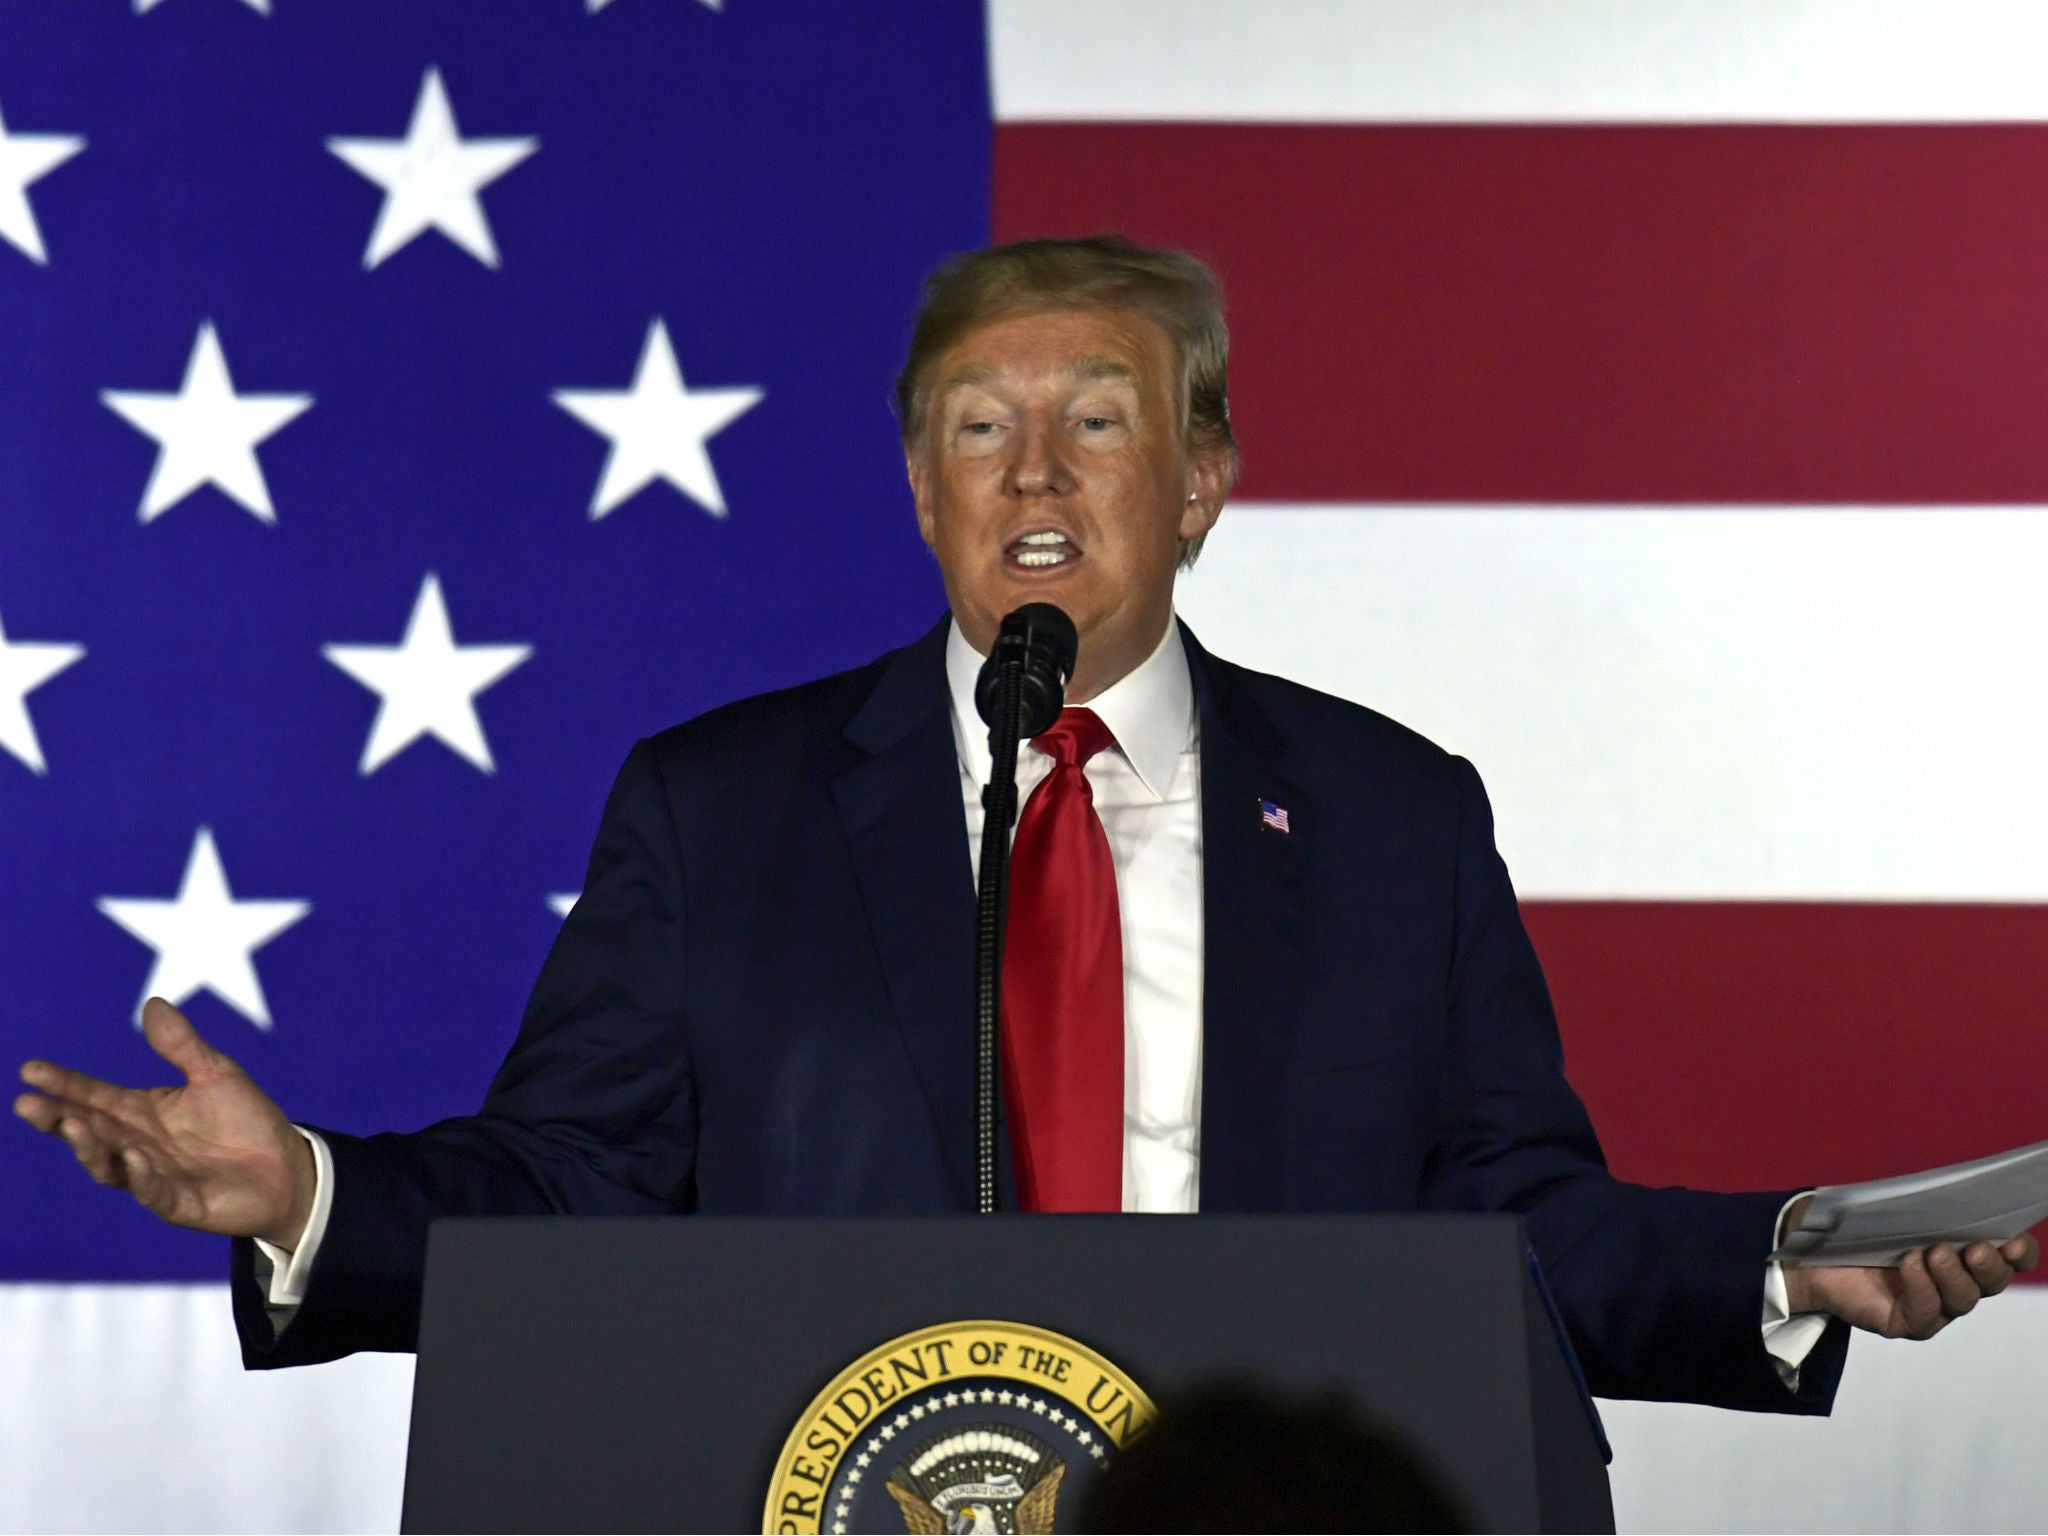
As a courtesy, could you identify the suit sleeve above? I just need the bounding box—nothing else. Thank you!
[233,738,700,1368]
[1418,755,1848,1412]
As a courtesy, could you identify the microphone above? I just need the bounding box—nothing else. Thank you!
[970,603,1078,1214]
[974,603,1078,739]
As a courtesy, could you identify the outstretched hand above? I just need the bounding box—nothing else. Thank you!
[14,997,314,1249]
[1785,1200,2040,1341]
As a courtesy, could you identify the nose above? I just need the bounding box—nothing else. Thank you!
[1004,414,1072,499]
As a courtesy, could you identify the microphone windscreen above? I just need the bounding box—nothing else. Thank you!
[975,604,1078,734]
[1009,603,1077,681]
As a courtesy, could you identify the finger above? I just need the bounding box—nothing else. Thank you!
[15,1090,63,1134]
[1926,1243,1983,1319]
[57,1115,128,1189]
[60,1099,164,1187]
[17,1094,139,1159]
[120,1146,172,1216]
[17,1059,139,1119]
[1963,1241,2017,1297]
[140,998,234,1084]
[2004,1234,2041,1273]
[1896,1249,1949,1338]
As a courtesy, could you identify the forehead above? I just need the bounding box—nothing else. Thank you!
[931,306,1176,396]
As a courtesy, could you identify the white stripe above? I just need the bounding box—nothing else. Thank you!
[1601,1286,2048,1532]
[990,0,2048,123]
[5,1281,2045,1531]
[1174,506,2048,901]
[0,1284,410,1534]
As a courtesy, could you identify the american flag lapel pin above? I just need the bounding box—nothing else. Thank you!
[1259,798,1291,834]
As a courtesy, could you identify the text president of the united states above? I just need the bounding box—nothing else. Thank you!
[16,237,2037,1403]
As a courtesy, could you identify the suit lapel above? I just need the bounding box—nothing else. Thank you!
[1185,628,1311,1212]
[831,618,978,1204]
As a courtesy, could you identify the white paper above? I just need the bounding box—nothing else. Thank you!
[1773,1136,2048,1268]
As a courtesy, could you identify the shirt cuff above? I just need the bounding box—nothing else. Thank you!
[1763,1189,1829,1388]
[250,1126,333,1308]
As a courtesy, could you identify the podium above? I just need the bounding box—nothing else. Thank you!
[400,1213,1613,1533]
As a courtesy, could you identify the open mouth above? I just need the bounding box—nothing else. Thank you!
[1004,529,1079,570]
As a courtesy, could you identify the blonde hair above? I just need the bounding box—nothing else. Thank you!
[895,235,1238,567]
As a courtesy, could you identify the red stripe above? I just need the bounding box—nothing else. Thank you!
[995,124,2048,503]
[1527,900,2048,1272]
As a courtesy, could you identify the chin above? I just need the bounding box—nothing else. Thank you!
[952,564,1112,648]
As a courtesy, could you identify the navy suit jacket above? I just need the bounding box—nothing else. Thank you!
[234,617,1846,1412]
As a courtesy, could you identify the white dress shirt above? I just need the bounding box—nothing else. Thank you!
[946,615,1206,1214]
[258,613,1825,1387]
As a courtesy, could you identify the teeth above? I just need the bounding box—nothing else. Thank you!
[1009,530,1075,568]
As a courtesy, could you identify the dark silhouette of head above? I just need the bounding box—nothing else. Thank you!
[1077,1379,1472,1534]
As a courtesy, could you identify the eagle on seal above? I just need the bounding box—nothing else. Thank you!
[882,1426,1066,1535]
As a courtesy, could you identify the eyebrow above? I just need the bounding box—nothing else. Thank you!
[932,363,1000,405]
[933,355,1141,407]
[1066,355,1140,385]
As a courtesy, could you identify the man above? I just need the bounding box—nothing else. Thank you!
[16,237,2036,1404]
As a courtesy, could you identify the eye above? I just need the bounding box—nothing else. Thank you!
[1078,416,1117,432]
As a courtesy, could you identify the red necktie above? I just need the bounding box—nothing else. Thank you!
[1002,707,1124,1212]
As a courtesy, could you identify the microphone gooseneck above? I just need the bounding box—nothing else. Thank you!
[971,603,1078,1214]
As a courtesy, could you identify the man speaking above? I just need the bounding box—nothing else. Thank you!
[15,237,2036,1406]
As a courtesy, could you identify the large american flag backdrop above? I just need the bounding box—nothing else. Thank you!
[5,3,2045,1530]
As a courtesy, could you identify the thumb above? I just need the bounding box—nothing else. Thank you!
[140,998,235,1083]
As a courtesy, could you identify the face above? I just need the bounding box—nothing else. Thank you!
[906,306,1228,704]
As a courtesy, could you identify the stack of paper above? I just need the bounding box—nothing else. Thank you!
[1774,1137,2048,1267]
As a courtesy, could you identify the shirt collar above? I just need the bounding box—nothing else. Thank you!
[945,613,1194,801]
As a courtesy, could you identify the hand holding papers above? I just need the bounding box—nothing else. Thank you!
[1774,1136,2048,1268]
[1774,1138,2044,1342]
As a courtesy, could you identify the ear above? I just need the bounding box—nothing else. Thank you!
[1178,444,1232,543]
[906,442,937,550]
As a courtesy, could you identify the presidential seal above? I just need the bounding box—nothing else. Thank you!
[764,1320,1155,1535]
